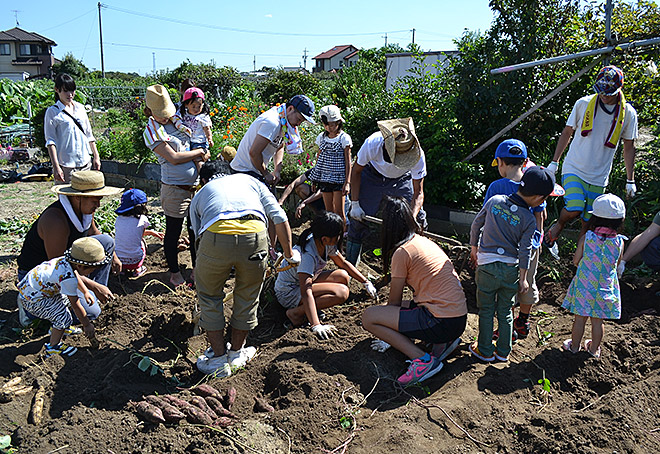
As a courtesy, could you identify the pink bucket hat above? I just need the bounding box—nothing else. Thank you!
[183,87,205,102]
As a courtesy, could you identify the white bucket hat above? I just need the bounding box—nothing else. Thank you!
[319,105,343,123]
[377,117,421,171]
[591,193,626,219]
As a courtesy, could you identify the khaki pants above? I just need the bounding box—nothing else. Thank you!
[195,229,268,332]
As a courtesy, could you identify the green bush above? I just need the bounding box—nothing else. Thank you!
[157,61,242,104]
[255,68,322,105]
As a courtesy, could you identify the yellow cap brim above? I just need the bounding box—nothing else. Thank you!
[491,158,498,166]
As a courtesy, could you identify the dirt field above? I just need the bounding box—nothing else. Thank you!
[1,178,659,453]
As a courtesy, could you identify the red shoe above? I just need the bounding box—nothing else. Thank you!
[513,317,530,339]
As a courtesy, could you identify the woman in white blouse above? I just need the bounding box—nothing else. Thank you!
[44,73,101,183]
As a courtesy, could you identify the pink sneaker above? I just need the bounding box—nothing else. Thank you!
[397,356,444,386]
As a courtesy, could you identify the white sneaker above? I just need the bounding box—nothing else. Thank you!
[227,346,257,369]
[48,326,83,336]
[196,353,231,377]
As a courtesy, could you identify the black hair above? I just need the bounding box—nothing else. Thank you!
[380,196,421,274]
[320,116,344,136]
[54,73,76,102]
[585,214,624,233]
[298,211,344,253]
[518,185,548,198]
[179,90,210,116]
[382,144,392,163]
[199,160,231,184]
[180,78,195,93]
[500,157,526,167]
[120,203,148,219]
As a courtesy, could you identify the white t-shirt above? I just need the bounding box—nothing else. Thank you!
[561,95,638,186]
[314,131,353,149]
[183,112,212,144]
[17,257,79,300]
[356,131,427,180]
[114,215,150,264]
[231,106,283,174]
[275,234,338,290]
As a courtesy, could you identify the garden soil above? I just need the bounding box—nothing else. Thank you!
[1,180,660,453]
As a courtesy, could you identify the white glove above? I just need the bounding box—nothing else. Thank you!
[371,339,391,352]
[285,249,301,266]
[546,161,559,175]
[350,201,365,221]
[311,324,336,340]
[617,260,626,278]
[626,181,637,198]
[363,280,378,299]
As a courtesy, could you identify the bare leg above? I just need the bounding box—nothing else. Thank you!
[362,305,424,360]
[286,270,350,326]
[519,303,532,315]
[333,191,346,231]
[230,328,249,351]
[589,317,604,353]
[322,191,334,214]
[571,315,588,350]
[207,329,226,356]
[49,328,64,346]
[547,207,582,242]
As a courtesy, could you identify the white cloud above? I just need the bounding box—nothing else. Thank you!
[264,14,272,18]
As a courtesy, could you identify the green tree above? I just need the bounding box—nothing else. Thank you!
[255,68,321,105]
[157,60,242,104]
[52,53,89,79]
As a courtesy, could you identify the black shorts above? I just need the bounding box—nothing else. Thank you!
[398,304,466,344]
[317,182,343,193]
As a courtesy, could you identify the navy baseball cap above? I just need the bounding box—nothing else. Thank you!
[520,166,564,197]
[288,95,316,124]
[116,188,148,214]
[492,139,528,166]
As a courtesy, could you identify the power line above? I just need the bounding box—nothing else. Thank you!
[41,9,96,32]
[108,42,300,58]
[101,4,409,37]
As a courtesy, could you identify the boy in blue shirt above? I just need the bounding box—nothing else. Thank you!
[469,166,562,362]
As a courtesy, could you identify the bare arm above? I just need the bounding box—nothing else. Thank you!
[387,276,405,306]
[152,141,204,165]
[623,139,636,181]
[203,125,214,147]
[67,295,94,338]
[330,252,367,283]
[552,125,575,162]
[411,178,425,218]
[47,144,64,182]
[622,223,660,262]
[90,141,101,170]
[279,173,307,205]
[274,221,294,259]
[272,146,284,184]
[350,162,365,202]
[572,235,585,267]
[298,272,322,326]
[343,146,352,195]
[248,135,271,177]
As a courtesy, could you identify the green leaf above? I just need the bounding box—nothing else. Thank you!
[150,364,159,376]
[339,416,352,430]
[373,248,382,256]
[137,356,151,372]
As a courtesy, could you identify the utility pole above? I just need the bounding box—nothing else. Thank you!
[383,33,388,47]
[302,48,308,70]
[152,53,156,73]
[98,2,105,78]
[604,0,613,65]
[253,55,256,72]
[411,28,415,44]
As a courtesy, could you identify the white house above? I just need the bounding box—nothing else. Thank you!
[0,27,58,80]
[385,51,458,90]
[313,45,359,73]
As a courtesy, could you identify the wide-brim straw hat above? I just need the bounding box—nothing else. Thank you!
[377,117,421,171]
[51,170,122,197]
[146,84,176,118]
[221,145,237,162]
[65,237,111,267]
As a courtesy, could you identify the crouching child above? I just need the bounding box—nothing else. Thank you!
[17,237,110,357]
[469,167,562,362]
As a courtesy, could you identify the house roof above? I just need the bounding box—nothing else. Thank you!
[0,27,56,45]
[313,45,356,60]
[343,50,359,60]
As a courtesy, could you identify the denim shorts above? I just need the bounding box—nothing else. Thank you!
[398,304,467,344]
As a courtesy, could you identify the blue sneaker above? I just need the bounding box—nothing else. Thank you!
[44,342,77,358]
[431,337,462,362]
[397,355,444,386]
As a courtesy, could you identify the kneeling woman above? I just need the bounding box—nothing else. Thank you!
[275,211,377,339]
[362,197,467,385]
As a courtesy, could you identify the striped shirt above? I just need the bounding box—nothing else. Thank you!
[143,117,171,149]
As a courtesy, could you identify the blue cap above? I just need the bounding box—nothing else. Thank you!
[288,95,316,124]
[116,188,147,214]
[492,139,528,166]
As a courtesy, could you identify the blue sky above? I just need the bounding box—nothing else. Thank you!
[3,0,495,75]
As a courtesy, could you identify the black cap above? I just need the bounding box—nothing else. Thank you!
[520,166,556,196]
[288,95,316,124]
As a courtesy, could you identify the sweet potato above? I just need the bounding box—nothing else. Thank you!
[213,416,234,428]
[12,385,34,396]
[205,396,237,418]
[162,394,194,410]
[134,401,166,424]
[143,395,165,407]
[183,405,214,425]
[253,396,275,413]
[224,387,237,410]
[190,396,217,419]
[143,395,186,422]
[191,384,223,401]
[28,386,45,425]
[1,377,21,391]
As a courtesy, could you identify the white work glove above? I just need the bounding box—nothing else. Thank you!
[371,339,391,352]
[311,324,336,340]
[349,201,365,221]
[363,280,378,299]
[546,161,559,175]
[626,181,637,198]
[285,249,301,266]
[617,260,626,278]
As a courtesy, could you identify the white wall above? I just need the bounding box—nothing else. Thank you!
[385,52,455,90]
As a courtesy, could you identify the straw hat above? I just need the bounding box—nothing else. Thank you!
[146,84,176,118]
[65,237,111,267]
[220,145,237,162]
[51,170,122,197]
[377,117,421,170]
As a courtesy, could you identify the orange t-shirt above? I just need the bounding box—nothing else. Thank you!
[390,234,467,318]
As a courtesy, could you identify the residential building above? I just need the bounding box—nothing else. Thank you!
[385,50,458,90]
[0,27,57,80]
[313,45,359,73]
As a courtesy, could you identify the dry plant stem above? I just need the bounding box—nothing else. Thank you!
[407,393,492,447]
[46,445,69,454]
[141,279,175,294]
[187,424,264,454]
[277,426,292,454]
[320,430,361,454]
